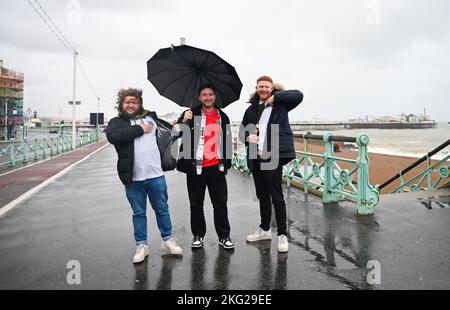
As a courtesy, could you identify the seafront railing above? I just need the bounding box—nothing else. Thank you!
[378,139,450,193]
[232,132,380,215]
[0,133,99,168]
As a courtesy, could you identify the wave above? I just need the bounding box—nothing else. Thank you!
[367,146,449,161]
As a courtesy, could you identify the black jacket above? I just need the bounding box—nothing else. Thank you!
[106,110,173,185]
[239,87,303,169]
[176,105,232,175]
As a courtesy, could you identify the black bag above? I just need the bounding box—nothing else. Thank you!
[155,118,178,171]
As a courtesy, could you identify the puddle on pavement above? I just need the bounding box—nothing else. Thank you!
[417,195,450,210]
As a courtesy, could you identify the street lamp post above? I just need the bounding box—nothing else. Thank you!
[3,98,7,140]
[96,97,100,141]
[71,48,78,149]
[12,108,17,139]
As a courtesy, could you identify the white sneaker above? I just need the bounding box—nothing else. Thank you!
[191,235,204,248]
[219,237,235,250]
[246,228,272,242]
[277,235,288,253]
[161,238,183,256]
[133,244,149,264]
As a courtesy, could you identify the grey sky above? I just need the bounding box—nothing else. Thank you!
[1,0,449,122]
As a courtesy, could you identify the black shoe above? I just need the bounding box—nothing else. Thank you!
[219,237,235,250]
[191,236,204,248]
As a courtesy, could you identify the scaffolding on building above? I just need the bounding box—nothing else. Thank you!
[0,60,24,140]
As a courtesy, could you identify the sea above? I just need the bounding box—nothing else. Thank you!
[308,122,449,160]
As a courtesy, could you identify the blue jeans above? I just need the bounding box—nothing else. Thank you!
[125,176,173,245]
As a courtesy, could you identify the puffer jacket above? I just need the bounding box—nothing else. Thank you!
[239,84,303,169]
[106,110,175,185]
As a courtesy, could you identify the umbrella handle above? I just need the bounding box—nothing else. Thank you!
[182,109,193,124]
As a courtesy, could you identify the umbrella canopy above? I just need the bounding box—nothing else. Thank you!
[147,44,242,108]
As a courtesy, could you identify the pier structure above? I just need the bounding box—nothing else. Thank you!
[289,121,437,132]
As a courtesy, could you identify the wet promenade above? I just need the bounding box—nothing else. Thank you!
[0,143,449,290]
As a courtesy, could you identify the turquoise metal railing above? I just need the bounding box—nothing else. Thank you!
[232,137,251,175]
[378,138,450,193]
[0,133,98,168]
[232,132,380,215]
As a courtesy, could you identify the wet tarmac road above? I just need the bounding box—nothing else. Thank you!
[0,145,449,289]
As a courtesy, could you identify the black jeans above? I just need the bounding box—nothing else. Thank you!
[186,164,230,239]
[251,158,287,236]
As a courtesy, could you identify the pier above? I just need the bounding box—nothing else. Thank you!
[290,121,437,132]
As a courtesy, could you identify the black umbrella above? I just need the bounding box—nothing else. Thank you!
[147,44,242,108]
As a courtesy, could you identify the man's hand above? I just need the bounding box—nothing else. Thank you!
[182,109,193,123]
[265,95,275,106]
[246,134,258,144]
[140,123,154,134]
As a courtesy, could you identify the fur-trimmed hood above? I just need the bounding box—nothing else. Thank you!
[248,83,285,106]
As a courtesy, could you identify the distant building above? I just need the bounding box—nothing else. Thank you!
[376,115,399,123]
[30,117,42,128]
[399,113,436,123]
[0,59,24,139]
[406,114,421,123]
[348,117,367,123]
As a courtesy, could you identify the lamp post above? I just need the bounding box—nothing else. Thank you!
[3,98,7,140]
[95,97,100,141]
[24,107,31,138]
[12,108,17,139]
[71,48,78,149]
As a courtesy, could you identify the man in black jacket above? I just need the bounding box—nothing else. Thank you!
[239,76,303,253]
[106,88,183,263]
[176,84,234,250]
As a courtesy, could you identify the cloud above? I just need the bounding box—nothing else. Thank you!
[1,0,449,122]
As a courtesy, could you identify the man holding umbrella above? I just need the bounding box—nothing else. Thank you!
[147,44,243,250]
[240,76,303,253]
[176,84,234,250]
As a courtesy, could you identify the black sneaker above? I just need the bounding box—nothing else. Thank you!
[191,236,204,248]
[219,237,235,250]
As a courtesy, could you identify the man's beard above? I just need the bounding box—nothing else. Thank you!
[259,94,270,102]
[122,107,142,119]
[202,102,215,109]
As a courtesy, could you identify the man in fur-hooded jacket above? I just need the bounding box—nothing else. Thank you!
[239,75,303,253]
